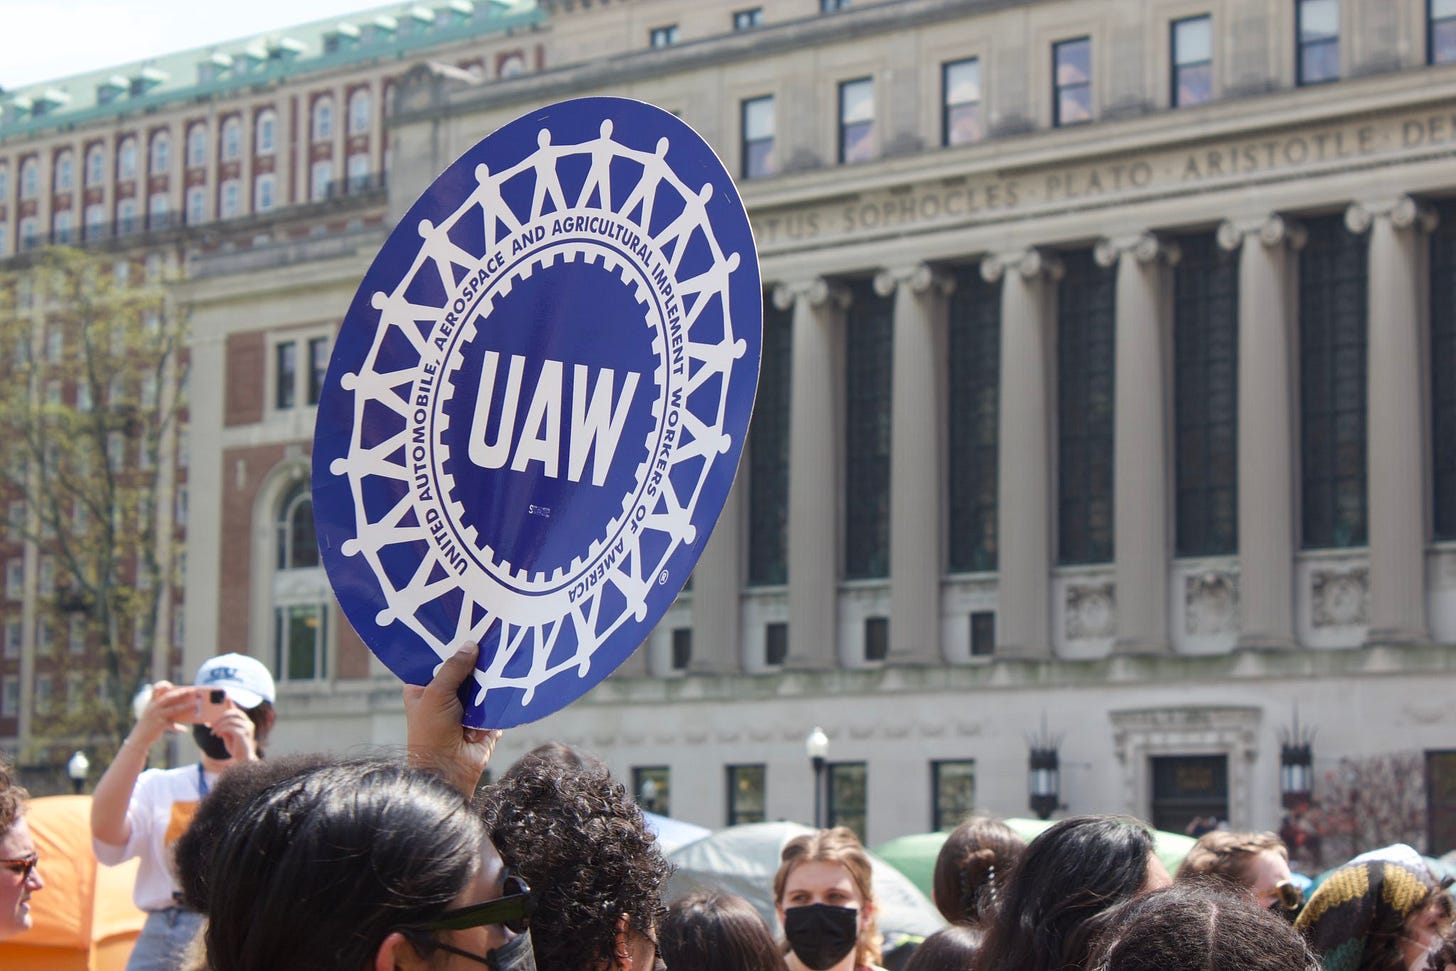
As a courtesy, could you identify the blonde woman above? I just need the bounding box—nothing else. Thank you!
[772,827,885,971]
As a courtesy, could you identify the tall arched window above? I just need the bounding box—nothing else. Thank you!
[273,479,327,681]
[19,157,38,199]
[53,150,73,192]
[149,130,170,174]
[221,116,241,160]
[348,88,371,134]
[312,95,334,140]
[85,144,106,186]
[276,481,319,570]
[117,137,138,180]
[186,123,207,167]
[255,109,276,155]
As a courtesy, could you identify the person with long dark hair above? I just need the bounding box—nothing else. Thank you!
[932,816,1025,926]
[971,815,1171,971]
[902,925,982,971]
[661,892,786,971]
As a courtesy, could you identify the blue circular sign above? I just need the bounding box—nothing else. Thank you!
[312,98,762,727]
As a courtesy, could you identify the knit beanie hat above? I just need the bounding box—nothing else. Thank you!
[1295,848,1434,971]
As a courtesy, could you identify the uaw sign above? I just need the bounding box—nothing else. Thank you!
[313,98,762,727]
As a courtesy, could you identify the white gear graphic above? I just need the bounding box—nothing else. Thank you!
[328,117,749,717]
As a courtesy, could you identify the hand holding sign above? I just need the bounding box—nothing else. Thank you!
[313,98,761,727]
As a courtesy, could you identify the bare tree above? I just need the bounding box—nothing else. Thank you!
[1315,752,1428,864]
[0,246,187,769]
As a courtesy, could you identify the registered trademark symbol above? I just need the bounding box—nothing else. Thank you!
[658,570,670,585]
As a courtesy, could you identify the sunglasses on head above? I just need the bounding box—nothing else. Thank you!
[1273,879,1303,910]
[422,870,537,935]
[0,851,38,882]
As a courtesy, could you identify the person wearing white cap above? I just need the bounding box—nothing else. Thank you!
[89,653,277,971]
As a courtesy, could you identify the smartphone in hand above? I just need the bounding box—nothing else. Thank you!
[190,687,231,725]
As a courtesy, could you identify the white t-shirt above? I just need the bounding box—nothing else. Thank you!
[93,763,220,911]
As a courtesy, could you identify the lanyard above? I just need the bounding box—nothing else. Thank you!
[196,762,210,800]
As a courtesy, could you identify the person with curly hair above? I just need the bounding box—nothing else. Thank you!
[772,827,885,971]
[0,755,43,941]
[1176,830,1301,913]
[931,816,1025,926]
[478,750,672,971]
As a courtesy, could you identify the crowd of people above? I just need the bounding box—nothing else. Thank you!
[1,643,1454,971]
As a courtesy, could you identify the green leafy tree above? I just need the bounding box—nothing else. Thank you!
[0,246,188,769]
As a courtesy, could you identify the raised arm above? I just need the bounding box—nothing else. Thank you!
[403,644,502,798]
[90,681,196,847]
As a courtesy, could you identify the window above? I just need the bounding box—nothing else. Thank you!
[1434,0,1456,63]
[1150,755,1229,833]
[649,24,679,47]
[116,199,138,236]
[1053,37,1093,126]
[118,138,137,180]
[0,161,10,200]
[255,173,276,212]
[276,341,298,410]
[932,760,976,831]
[54,150,74,192]
[7,561,23,600]
[1174,233,1239,557]
[827,762,867,840]
[1300,213,1368,549]
[821,0,850,10]
[311,160,333,201]
[68,616,85,654]
[85,203,106,238]
[53,210,74,244]
[149,130,170,174]
[275,603,328,681]
[3,620,20,659]
[670,627,692,670]
[308,336,330,405]
[765,621,788,666]
[35,617,52,655]
[148,192,170,228]
[186,186,206,225]
[19,157,38,199]
[7,502,22,540]
[948,265,1000,572]
[0,677,16,717]
[1057,250,1116,565]
[255,109,276,155]
[970,610,995,656]
[727,764,766,825]
[221,116,242,160]
[733,8,763,29]
[632,766,670,816]
[942,58,983,146]
[18,216,38,250]
[1171,16,1213,107]
[45,326,63,364]
[838,78,876,164]
[186,124,207,167]
[1432,203,1456,540]
[748,297,791,586]
[313,96,335,140]
[741,96,776,180]
[348,89,372,134]
[844,279,893,579]
[85,144,105,185]
[1298,0,1340,85]
[863,616,888,662]
[220,179,241,219]
[33,675,51,716]
[347,153,370,190]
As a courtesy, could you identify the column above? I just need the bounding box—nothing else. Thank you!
[1347,197,1437,645]
[690,473,744,672]
[876,263,954,665]
[985,248,1060,659]
[1097,233,1179,655]
[1217,215,1302,650]
[777,278,848,669]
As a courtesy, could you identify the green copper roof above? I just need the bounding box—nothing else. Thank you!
[0,0,542,140]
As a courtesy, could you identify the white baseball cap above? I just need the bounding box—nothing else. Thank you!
[194,653,276,709]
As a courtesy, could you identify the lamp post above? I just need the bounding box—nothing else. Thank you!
[639,777,660,815]
[1278,713,1316,809]
[1028,745,1060,821]
[806,726,829,829]
[67,749,90,795]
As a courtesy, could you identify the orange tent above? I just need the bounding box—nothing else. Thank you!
[0,794,145,970]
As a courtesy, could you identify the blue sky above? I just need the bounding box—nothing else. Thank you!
[1,0,383,90]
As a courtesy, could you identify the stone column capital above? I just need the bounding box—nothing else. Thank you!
[1093,231,1181,268]
[1345,195,1439,235]
[771,277,851,311]
[1216,214,1307,252]
[872,262,955,298]
[980,247,1064,283]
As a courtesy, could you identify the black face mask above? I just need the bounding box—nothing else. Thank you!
[783,904,858,971]
[191,723,232,761]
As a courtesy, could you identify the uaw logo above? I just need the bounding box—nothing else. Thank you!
[312,98,762,727]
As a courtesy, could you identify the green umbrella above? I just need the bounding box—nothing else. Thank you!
[874,819,1196,900]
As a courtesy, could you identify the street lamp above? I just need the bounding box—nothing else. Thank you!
[806,726,829,829]
[1279,713,1316,809]
[67,749,90,795]
[1028,745,1060,821]
[639,777,660,815]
